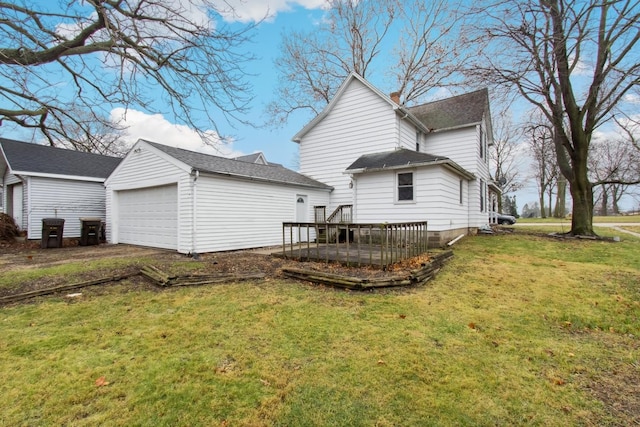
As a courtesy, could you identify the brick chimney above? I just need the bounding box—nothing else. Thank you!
[390,91,401,104]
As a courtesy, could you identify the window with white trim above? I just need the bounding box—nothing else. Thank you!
[397,172,414,201]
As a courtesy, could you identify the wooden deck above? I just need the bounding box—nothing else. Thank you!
[275,242,423,269]
[281,221,429,269]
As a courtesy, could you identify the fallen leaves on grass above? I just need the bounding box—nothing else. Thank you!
[95,376,110,387]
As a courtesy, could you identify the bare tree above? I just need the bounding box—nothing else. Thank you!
[590,137,640,215]
[0,0,256,151]
[267,0,466,125]
[468,0,640,236]
[490,111,524,205]
[267,0,396,124]
[526,122,559,218]
[391,0,469,104]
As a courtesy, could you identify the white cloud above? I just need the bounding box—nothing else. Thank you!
[110,108,244,158]
[215,0,326,23]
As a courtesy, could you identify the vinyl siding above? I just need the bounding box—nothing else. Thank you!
[298,78,399,211]
[194,175,330,252]
[423,124,491,228]
[353,166,472,231]
[106,142,331,253]
[27,177,106,238]
[105,144,190,252]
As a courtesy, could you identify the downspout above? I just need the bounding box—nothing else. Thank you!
[191,170,199,259]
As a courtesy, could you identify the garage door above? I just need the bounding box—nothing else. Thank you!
[117,184,178,250]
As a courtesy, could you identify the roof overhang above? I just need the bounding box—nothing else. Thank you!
[347,159,476,181]
[7,170,105,182]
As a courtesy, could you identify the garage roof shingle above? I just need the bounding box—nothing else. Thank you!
[145,140,332,190]
[0,138,121,179]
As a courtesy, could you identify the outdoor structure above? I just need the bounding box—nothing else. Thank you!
[105,139,331,254]
[293,72,497,247]
[0,138,121,239]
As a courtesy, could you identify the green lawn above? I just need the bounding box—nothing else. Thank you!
[1,233,638,426]
[517,214,640,223]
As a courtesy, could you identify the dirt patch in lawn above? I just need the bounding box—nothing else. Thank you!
[0,242,435,303]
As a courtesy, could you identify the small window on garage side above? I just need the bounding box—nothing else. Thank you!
[459,179,464,204]
[398,172,414,201]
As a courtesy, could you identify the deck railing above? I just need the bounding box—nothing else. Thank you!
[282,221,428,269]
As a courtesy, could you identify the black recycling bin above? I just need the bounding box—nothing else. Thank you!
[41,218,65,249]
[79,217,102,246]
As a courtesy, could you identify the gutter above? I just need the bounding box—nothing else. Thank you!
[347,159,476,180]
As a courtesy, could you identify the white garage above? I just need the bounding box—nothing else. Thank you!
[116,184,178,250]
[105,139,332,254]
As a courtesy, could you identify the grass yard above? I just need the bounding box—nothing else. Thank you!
[517,214,640,224]
[1,232,638,426]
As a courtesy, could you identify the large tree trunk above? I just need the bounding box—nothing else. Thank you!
[568,161,595,235]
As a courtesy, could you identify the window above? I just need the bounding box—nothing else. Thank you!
[398,172,414,201]
[479,125,484,159]
[459,179,464,204]
[415,131,421,152]
[479,179,485,212]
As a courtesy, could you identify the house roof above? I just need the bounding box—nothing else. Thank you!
[292,72,430,142]
[0,137,121,180]
[234,152,268,165]
[144,140,332,190]
[345,148,475,180]
[408,88,490,132]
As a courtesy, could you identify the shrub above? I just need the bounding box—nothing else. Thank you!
[0,213,20,241]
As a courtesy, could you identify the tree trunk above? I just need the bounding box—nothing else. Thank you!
[553,178,566,217]
[539,193,546,218]
[568,165,595,235]
[600,186,608,216]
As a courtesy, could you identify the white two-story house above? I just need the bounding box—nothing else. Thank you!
[293,72,494,246]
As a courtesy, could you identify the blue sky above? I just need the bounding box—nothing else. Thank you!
[3,0,638,212]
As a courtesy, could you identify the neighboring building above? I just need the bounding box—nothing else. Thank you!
[0,138,121,239]
[104,139,331,254]
[293,72,495,246]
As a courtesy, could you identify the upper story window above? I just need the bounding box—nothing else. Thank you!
[415,131,421,152]
[397,172,414,202]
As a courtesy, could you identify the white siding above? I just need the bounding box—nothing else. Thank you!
[423,124,491,228]
[298,78,399,212]
[354,166,472,231]
[398,118,418,151]
[27,177,106,238]
[193,174,330,253]
[105,143,190,252]
[106,141,331,254]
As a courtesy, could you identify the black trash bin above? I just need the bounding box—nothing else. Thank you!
[41,218,65,249]
[79,217,102,246]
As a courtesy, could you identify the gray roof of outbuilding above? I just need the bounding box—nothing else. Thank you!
[346,148,475,179]
[0,137,121,179]
[145,140,332,190]
[408,88,489,131]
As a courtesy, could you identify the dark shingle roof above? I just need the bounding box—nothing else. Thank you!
[346,148,474,179]
[0,138,121,179]
[234,152,266,164]
[346,148,449,170]
[145,140,331,190]
[408,88,489,131]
